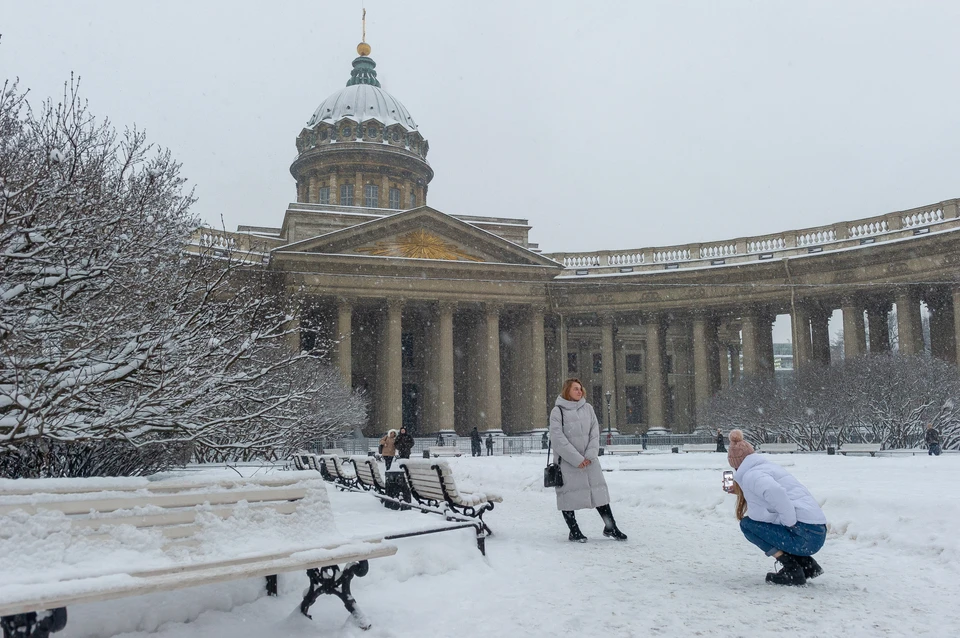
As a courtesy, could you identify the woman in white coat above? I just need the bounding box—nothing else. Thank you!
[549,378,627,542]
[725,430,827,585]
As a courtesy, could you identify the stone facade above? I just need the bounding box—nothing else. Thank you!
[197,46,960,438]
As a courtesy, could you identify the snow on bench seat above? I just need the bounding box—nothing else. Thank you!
[604,445,645,455]
[426,446,462,458]
[0,473,396,633]
[840,443,883,456]
[682,444,717,453]
[759,443,799,454]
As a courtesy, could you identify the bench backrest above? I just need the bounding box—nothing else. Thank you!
[399,459,461,504]
[351,457,385,491]
[760,443,799,453]
[682,444,716,452]
[605,445,644,454]
[841,443,882,451]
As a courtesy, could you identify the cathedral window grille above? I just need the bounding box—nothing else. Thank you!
[409,191,417,208]
[340,184,354,206]
[389,187,401,209]
[364,184,379,208]
[318,186,330,205]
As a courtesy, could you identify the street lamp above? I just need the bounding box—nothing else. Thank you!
[604,390,613,446]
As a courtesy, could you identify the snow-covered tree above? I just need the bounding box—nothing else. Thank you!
[0,78,364,476]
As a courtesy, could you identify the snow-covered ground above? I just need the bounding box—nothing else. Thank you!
[30,453,960,637]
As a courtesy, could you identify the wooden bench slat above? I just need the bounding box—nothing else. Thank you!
[62,500,301,533]
[0,542,397,617]
[0,486,307,517]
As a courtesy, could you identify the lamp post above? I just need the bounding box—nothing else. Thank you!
[604,390,613,446]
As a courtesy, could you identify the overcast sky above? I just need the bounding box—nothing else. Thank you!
[3,1,959,257]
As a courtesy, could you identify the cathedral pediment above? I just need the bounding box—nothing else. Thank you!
[276,207,561,268]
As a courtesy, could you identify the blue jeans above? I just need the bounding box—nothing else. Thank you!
[739,518,827,557]
[929,444,941,456]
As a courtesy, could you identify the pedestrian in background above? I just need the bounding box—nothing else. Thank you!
[379,429,397,470]
[470,427,482,457]
[716,428,726,453]
[395,427,414,459]
[485,433,494,456]
[925,423,942,456]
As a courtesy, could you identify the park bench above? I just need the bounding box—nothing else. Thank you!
[839,443,883,456]
[425,446,462,458]
[0,474,397,635]
[759,443,799,454]
[293,452,313,470]
[399,459,501,544]
[682,444,717,453]
[319,454,359,490]
[603,444,645,455]
[348,456,489,554]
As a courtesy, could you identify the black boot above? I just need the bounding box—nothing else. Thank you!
[765,553,807,586]
[562,511,587,543]
[795,555,824,579]
[596,504,628,541]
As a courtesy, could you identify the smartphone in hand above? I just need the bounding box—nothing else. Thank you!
[722,470,734,492]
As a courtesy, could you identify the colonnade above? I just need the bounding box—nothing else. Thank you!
[297,284,960,436]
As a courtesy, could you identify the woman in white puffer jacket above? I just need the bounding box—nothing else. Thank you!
[725,430,827,586]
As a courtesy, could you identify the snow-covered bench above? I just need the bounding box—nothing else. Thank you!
[759,443,799,454]
[349,457,490,554]
[319,454,358,490]
[604,445,645,455]
[682,444,717,453]
[0,474,397,634]
[839,443,882,456]
[399,459,502,548]
[426,446,462,458]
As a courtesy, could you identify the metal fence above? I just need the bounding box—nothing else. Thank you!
[307,433,718,457]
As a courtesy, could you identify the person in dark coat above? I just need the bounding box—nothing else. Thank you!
[470,427,482,457]
[395,427,414,459]
[485,433,494,456]
[925,423,942,456]
[436,432,445,446]
[716,428,726,453]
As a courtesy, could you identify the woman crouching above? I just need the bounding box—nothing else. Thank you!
[725,430,827,585]
[550,378,627,542]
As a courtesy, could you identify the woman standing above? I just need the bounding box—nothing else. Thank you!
[549,378,627,542]
[725,430,827,585]
[379,429,397,470]
[395,427,414,459]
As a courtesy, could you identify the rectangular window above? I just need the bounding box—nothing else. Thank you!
[567,352,578,374]
[317,186,330,205]
[409,191,417,208]
[625,353,643,374]
[389,187,401,209]
[666,355,674,374]
[340,184,354,206]
[626,385,644,424]
[593,353,602,374]
[592,385,604,410]
[364,184,379,208]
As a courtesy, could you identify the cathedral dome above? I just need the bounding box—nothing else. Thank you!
[307,83,418,132]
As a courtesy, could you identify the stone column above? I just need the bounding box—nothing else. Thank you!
[927,290,956,363]
[483,303,503,433]
[757,314,775,377]
[644,315,668,428]
[740,313,760,376]
[600,315,619,434]
[790,304,813,373]
[718,344,731,389]
[867,301,892,354]
[672,324,695,431]
[615,338,628,431]
[729,344,741,383]
[355,171,364,206]
[308,174,317,203]
[381,174,390,208]
[558,315,569,382]
[335,299,353,387]
[329,173,339,205]
[379,299,403,432]
[896,288,923,355]
[529,306,548,431]
[693,315,714,412]
[810,310,832,366]
[438,302,456,434]
[841,298,866,358]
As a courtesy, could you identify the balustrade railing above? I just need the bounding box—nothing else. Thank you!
[545,198,959,274]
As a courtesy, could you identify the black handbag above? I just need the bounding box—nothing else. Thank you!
[543,410,564,488]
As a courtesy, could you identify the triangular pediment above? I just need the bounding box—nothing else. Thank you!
[275,206,561,268]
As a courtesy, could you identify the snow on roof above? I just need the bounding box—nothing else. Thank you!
[306,84,419,132]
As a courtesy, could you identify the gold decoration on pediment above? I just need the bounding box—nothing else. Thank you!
[355,229,484,261]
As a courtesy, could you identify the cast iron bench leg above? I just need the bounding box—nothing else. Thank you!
[300,561,372,630]
[1,608,68,638]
